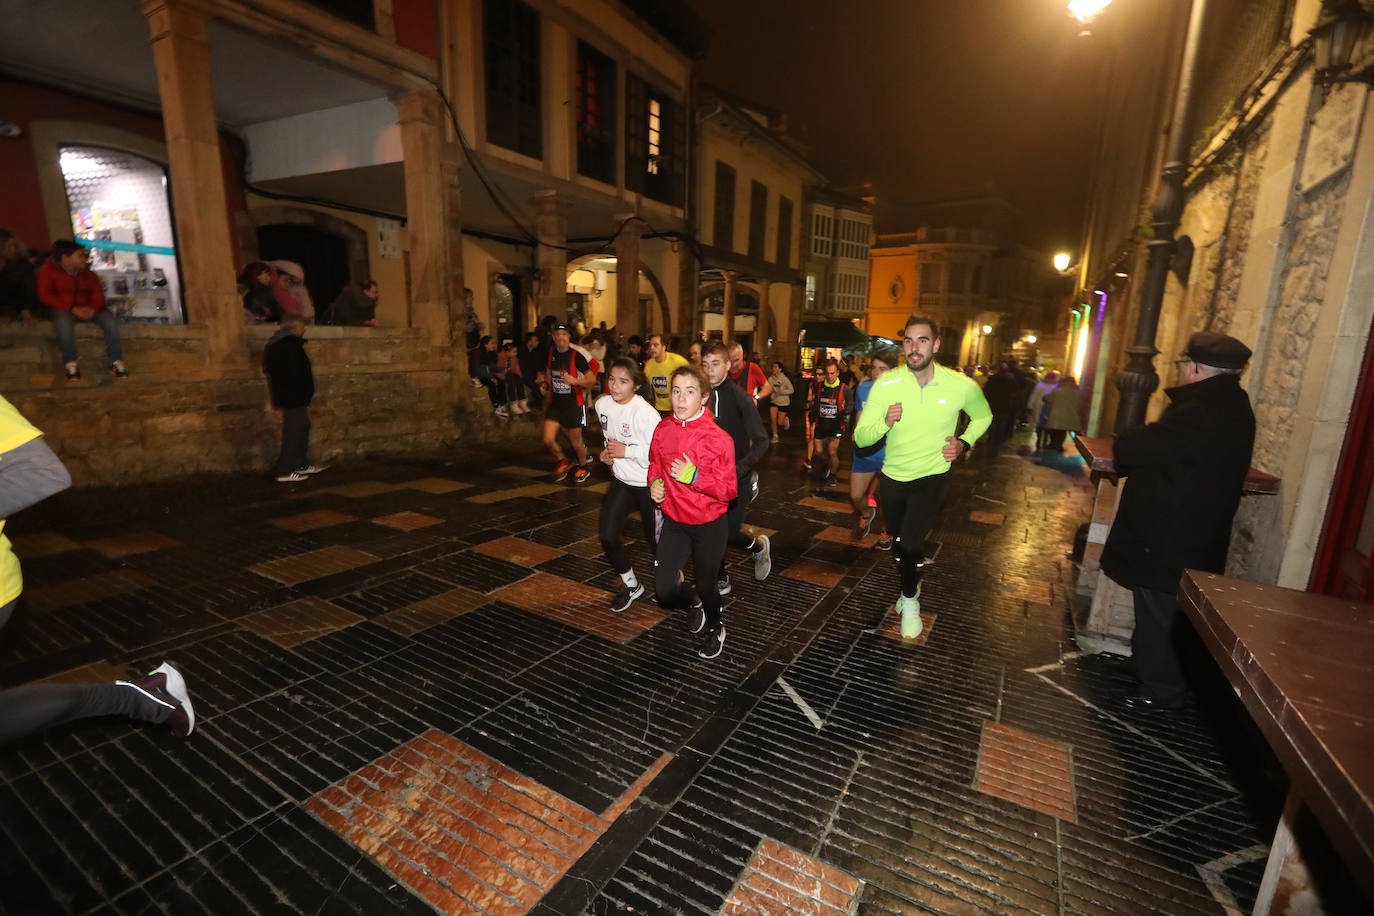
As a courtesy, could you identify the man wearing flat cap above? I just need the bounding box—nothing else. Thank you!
[1100,331,1256,710]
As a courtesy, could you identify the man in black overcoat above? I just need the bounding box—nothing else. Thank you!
[1100,331,1257,710]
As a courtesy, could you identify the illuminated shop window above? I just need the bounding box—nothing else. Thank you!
[60,144,183,323]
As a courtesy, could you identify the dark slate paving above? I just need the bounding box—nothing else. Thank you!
[0,431,1289,915]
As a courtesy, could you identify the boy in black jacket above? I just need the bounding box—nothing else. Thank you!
[701,341,771,594]
[264,315,326,483]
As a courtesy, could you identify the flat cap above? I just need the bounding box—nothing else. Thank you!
[1185,331,1251,370]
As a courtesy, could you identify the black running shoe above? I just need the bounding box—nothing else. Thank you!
[611,582,644,613]
[119,662,195,737]
[688,600,705,634]
[717,575,731,596]
[697,625,725,659]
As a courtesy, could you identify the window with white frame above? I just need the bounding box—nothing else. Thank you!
[836,212,870,261]
[809,205,834,257]
[805,272,817,307]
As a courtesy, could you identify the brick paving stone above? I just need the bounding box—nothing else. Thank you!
[796,495,851,515]
[312,480,406,498]
[250,544,380,586]
[238,595,366,648]
[467,482,564,503]
[24,568,157,612]
[268,508,359,532]
[781,558,848,588]
[495,465,550,478]
[968,510,1006,525]
[83,530,182,558]
[814,524,879,549]
[371,510,445,531]
[377,586,489,636]
[472,534,565,567]
[401,476,473,494]
[974,721,1078,822]
[721,837,862,914]
[493,571,665,643]
[9,531,81,557]
[309,730,669,916]
[874,607,937,646]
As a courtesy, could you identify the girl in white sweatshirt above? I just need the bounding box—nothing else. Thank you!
[595,357,664,612]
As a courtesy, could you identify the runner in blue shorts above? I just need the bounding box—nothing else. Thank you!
[850,349,899,549]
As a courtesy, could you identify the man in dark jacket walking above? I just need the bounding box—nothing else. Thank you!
[1100,331,1256,710]
[264,315,326,483]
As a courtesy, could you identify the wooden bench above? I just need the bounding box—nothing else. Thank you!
[1072,435,1279,653]
[1179,571,1374,913]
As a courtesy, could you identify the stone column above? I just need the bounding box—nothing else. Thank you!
[142,0,245,365]
[614,214,642,338]
[533,191,568,323]
[398,89,454,349]
[722,270,738,342]
[755,279,772,356]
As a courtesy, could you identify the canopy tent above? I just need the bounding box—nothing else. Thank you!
[798,320,869,349]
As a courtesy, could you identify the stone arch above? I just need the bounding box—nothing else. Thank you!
[563,253,671,335]
[237,204,369,295]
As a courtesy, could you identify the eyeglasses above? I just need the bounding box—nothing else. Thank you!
[1174,356,1194,367]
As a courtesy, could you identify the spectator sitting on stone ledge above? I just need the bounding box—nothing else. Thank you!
[36,239,127,381]
[331,280,380,327]
[0,228,40,326]
[239,261,283,324]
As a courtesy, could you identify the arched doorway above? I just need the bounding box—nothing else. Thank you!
[240,205,370,324]
[256,224,349,322]
[564,254,671,336]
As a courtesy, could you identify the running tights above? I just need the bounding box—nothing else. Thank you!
[655,515,728,628]
[879,472,951,598]
[599,478,658,574]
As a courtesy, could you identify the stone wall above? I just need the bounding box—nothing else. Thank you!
[0,323,491,485]
[1208,124,1269,333]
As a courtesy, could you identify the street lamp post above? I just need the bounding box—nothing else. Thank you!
[1114,0,1209,433]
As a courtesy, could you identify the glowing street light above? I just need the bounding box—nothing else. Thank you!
[1052,252,1072,272]
[981,324,993,335]
[1026,335,1038,344]
[1068,0,1112,26]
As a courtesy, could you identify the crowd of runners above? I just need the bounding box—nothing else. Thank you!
[529,313,990,659]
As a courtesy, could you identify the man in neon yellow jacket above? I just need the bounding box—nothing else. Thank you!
[854,315,991,640]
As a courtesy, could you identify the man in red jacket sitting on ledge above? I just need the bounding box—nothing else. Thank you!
[36,240,127,381]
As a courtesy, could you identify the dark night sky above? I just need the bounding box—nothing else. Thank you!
[687,0,1106,253]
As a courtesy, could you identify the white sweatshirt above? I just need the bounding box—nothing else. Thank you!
[595,393,662,487]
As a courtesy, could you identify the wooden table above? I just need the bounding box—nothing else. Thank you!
[1071,435,1279,653]
[1179,571,1374,913]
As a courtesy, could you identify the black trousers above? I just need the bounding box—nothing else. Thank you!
[599,477,657,575]
[719,473,759,576]
[274,406,310,476]
[0,599,171,744]
[1131,586,1187,703]
[655,515,728,628]
[879,471,951,598]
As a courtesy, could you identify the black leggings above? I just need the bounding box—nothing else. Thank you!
[0,598,171,744]
[655,515,728,628]
[879,472,951,598]
[599,477,658,574]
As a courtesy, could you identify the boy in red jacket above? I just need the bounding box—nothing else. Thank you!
[649,365,737,658]
[36,240,127,380]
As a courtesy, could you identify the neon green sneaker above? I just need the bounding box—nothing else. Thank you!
[897,594,923,640]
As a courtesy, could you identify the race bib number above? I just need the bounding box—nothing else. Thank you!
[820,400,838,419]
[652,375,669,395]
[551,370,571,395]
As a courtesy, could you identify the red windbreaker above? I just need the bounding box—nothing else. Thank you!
[37,262,106,314]
[648,407,737,525]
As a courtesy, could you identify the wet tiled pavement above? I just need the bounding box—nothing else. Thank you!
[0,429,1285,914]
